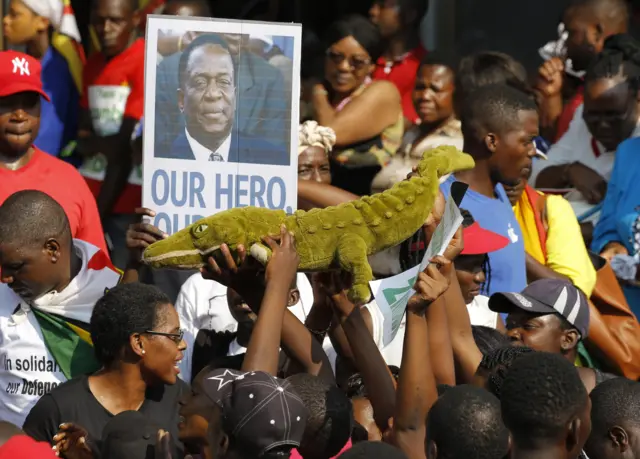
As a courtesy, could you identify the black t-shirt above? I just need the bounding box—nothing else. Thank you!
[22,375,187,455]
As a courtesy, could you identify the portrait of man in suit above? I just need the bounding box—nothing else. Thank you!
[155,33,290,165]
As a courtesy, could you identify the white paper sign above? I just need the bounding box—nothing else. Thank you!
[80,83,141,186]
[142,15,302,235]
[369,189,464,346]
[88,85,131,137]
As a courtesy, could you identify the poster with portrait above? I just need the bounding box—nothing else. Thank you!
[142,15,301,234]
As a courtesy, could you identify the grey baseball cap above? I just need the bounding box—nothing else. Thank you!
[489,279,590,338]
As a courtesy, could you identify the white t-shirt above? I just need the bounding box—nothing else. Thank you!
[0,300,66,428]
[0,240,120,427]
[531,104,640,221]
[175,272,334,381]
[362,295,497,367]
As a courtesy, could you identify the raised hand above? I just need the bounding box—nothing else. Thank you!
[199,243,261,292]
[263,225,300,287]
[407,257,451,315]
[126,207,167,265]
[536,57,564,98]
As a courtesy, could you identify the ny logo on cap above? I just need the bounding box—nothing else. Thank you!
[12,57,30,76]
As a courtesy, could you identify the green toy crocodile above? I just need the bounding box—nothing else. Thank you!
[143,146,474,304]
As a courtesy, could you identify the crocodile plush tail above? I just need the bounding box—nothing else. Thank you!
[416,145,475,179]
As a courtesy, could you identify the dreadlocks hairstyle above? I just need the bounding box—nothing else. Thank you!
[478,345,536,399]
[585,33,640,90]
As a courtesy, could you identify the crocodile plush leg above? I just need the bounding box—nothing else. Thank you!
[336,234,373,305]
[249,243,273,266]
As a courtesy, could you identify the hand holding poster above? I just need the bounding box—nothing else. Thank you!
[369,183,468,346]
[142,16,301,234]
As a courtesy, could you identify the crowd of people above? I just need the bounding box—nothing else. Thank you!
[2,0,640,458]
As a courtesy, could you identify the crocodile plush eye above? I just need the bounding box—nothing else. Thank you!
[192,223,209,237]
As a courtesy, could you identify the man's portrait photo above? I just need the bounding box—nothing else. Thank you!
[153,31,293,165]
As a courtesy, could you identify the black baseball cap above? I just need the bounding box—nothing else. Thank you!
[202,369,308,457]
[489,279,590,338]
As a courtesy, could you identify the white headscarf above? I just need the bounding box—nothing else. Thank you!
[21,0,81,42]
[298,121,337,156]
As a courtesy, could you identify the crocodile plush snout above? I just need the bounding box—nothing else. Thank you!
[142,226,206,269]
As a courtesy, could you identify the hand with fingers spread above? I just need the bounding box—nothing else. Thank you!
[126,207,167,266]
[263,225,299,287]
[52,423,93,459]
[407,256,451,315]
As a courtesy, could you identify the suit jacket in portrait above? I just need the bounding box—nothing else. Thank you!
[156,130,290,166]
[154,51,290,153]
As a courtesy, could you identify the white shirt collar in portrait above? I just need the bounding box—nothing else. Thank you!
[185,128,232,162]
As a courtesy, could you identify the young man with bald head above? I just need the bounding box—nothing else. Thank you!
[0,190,121,427]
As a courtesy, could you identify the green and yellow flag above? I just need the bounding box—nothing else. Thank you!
[33,309,100,380]
[28,243,123,379]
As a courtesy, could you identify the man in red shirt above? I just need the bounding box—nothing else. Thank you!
[76,0,144,269]
[0,50,107,254]
[369,0,428,126]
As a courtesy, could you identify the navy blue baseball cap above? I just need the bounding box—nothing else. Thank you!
[489,279,590,338]
[202,369,308,457]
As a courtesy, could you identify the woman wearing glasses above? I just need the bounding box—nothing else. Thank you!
[23,283,188,458]
[311,14,403,196]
